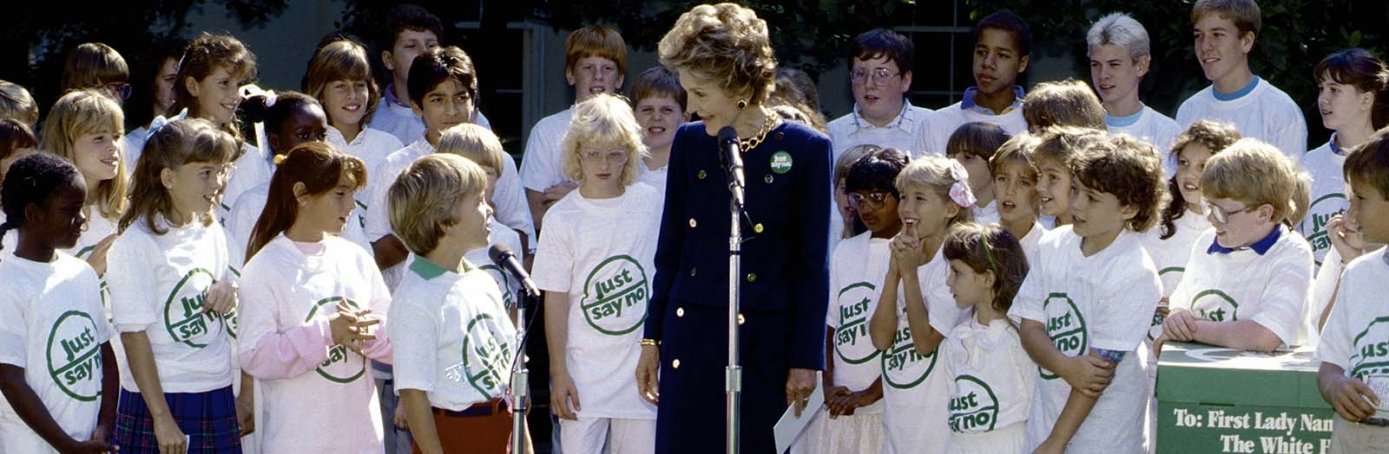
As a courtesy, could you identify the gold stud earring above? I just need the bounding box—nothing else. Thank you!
[737,99,747,110]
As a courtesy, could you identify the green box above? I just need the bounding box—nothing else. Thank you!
[1157,342,1334,454]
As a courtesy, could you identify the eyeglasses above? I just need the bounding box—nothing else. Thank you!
[579,149,629,165]
[847,191,895,210]
[1202,199,1254,224]
[102,82,132,101]
[850,68,901,85]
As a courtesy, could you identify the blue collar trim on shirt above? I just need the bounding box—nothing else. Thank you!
[1106,108,1144,128]
[382,84,411,108]
[1207,224,1282,255]
[1329,133,1345,156]
[1212,76,1260,102]
[852,101,916,130]
[961,86,1025,114]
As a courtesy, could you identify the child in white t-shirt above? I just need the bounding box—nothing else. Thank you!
[1299,48,1389,266]
[867,156,975,453]
[988,134,1046,262]
[1316,130,1389,450]
[1010,134,1165,453]
[107,118,245,452]
[831,144,879,244]
[1034,127,1107,228]
[438,124,528,308]
[941,223,1034,454]
[1176,1,1306,163]
[388,154,522,453]
[1160,139,1314,352]
[40,90,128,277]
[946,122,1010,225]
[532,94,660,453]
[798,148,911,453]
[173,33,264,220]
[0,154,117,453]
[629,66,689,195]
[236,142,393,452]
[1086,13,1182,174]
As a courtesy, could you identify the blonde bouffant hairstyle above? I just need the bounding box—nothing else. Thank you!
[658,3,777,106]
[1201,138,1312,228]
[561,94,648,187]
[41,89,129,220]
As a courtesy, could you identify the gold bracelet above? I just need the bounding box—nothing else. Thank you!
[639,338,659,347]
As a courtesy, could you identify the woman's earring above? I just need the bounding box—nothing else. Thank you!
[737,99,748,110]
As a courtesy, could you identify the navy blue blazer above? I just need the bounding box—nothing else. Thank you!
[644,120,831,370]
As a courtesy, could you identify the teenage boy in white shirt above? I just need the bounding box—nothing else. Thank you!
[827,28,932,161]
[918,10,1031,155]
[1086,13,1181,174]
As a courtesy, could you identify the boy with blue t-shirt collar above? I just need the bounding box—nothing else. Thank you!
[1175,0,1306,165]
[917,10,1031,156]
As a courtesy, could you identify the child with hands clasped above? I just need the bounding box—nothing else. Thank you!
[1317,130,1389,450]
[940,223,1033,453]
[868,155,975,454]
[236,142,392,452]
[1159,139,1314,353]
[0,154,118,453]
[107,118,246,452]
[387,154,522,453]
[1010,134,1166,454]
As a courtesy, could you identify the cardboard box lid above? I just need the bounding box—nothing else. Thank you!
[1156,342,1329,409]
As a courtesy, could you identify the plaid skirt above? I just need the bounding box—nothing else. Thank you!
[114,386,242,453]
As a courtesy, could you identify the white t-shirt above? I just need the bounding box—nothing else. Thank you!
[464,220,527,311]
[881,248,968,454]
[106,216,234,393]
[916,106,1028,157]
[1317,249,1389,386]
[64,213,118,262]
[1108,106,1182,177]
[224,143,273,220]
[0,250,109,453]
[827,103,933,162]
[328,126,405,235]
[520,108,574,192]
[389,256,518,411]
[1297,140,1348,267]
[973,200,999,226]
[942,317,1034,435]
[1175,78,1308,165]
[637,164,669,199]
[1139,212,1213,298]
[236,235,391,453]
[531,183,663,419]
[1018,221,1046,269]
[1168,227,1314,347]
[826,232,890,415]
[1008,227,1159,453]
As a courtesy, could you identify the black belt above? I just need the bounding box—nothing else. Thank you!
[432,399,507,417]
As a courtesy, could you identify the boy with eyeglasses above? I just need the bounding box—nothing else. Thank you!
[827,29,932,163]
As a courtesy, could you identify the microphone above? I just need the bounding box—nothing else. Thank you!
[717,126,746,207]
[489,244,540,300]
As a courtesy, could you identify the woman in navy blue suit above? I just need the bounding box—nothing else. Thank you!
[634,3,832,452]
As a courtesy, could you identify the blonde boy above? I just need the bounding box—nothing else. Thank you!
[1011,134,1166,453]
[436,123,526,308]
[1317,130,1389,450]
[1160,139,1314,352]
[388,153,519,454]
[1086,14,1182,170]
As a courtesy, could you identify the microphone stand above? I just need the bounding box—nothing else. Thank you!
[510,286,534,454]
[722,148,745,454]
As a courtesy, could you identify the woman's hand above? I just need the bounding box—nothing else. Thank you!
[635,345,660,404]
[785,368,817,417]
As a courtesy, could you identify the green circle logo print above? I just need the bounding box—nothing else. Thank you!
[479,264,516,309]
[46,311,103,401]
[461,314,512,396]
[1192,289,1239,323]
[305,297,366,383]
[1350,317,1389,380]
[881,324,938,389]
[162,268,222,348]
[580,255,650,336]
[834,282,879,365]
[1041,293,1087,380]
[1303,193,1347,261]
[949,375,1001,433]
